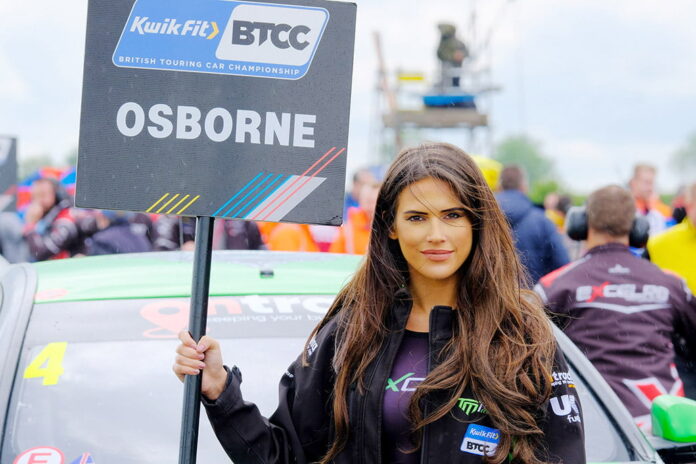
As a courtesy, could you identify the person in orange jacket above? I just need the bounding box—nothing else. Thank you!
[266,223,321,252]
[330,167,384,254]
[629,163,671,235]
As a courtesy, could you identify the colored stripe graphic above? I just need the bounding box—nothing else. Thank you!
[145,193,201,215]
[242,175,291,219]
[233,173,286,218]
[166,194,190,214]
[146,193,169,212]
[259,147,345,221]
[177,195,200,215]
[250,147,337,221]
[212,172,265,216]
[222,173,274,217]
[246,176,326,222]
[156,193,179,213]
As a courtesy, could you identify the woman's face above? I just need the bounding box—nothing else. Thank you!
[389,177,473,287]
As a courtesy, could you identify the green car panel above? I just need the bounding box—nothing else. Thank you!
[33,251,362,303]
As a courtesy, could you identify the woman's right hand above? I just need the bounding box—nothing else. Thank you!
[173,331,228,401]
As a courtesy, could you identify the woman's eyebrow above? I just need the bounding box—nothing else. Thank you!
[403,209,428,215]
[441,207,466,213]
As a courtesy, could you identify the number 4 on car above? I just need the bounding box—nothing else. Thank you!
[23,342,68,386]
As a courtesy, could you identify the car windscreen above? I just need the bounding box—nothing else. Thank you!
[1,296,328,464]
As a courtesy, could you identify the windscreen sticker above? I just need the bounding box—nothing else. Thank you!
[13,447,64,464]
[23,342,68,386]
[140,300,190,338]
[140,296,333,338]
[69,453,94,464]
[34,288,69,302]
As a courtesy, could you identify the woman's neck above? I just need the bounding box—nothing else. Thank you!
[406,274,458,332]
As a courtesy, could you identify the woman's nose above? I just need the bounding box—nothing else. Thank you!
[426,219,446,242]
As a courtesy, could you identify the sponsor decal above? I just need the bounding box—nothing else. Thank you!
[34,288,70,302]
[460,424,500,456]
[550,394,581,423]
[385,372,425,392]
[550,370,576,388]
[69,454,95,464]
[306,337,318,357]
[608,264,631,274]
[140,295,333,338]
[113,0,329,79]
[576,282,669,304]
[23,342,68,386]
[456,398,487,415]
[622,364,684,409]
[13,447,64,464]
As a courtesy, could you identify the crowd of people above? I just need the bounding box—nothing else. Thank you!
[2,152,694,435]
[0,166,388,262]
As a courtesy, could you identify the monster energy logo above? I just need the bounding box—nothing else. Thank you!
[457,398,487,415]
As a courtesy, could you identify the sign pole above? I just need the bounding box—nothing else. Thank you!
[179,215,215,464]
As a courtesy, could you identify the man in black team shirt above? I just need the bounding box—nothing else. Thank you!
[535,185,696,428]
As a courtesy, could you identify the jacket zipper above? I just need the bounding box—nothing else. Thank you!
[358,339,387,464]
[419,322,434,464]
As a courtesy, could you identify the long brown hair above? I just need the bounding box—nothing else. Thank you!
[308,142,556,463]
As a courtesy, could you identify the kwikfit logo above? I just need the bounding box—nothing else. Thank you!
[129,17,220,39]
[216,3,328,68]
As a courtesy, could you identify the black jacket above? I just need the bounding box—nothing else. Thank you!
[203,301,585,463]
[23,200,85,260]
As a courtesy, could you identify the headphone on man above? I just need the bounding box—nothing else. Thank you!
[565,206,650,248]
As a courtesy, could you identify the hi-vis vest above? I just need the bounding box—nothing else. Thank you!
[648,219,696,294]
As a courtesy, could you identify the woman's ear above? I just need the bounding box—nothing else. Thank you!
[388,227,398,240]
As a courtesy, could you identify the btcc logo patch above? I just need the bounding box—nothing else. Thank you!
[460,424,500,456]
[216,3,328,73]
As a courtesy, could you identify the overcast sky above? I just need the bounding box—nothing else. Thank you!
[2,0,695,193]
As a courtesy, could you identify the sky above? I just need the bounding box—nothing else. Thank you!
[2,0,696,194]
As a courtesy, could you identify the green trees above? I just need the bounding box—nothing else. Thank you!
[493,135,560,204]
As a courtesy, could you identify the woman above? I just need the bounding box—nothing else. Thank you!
[173,142,585,463]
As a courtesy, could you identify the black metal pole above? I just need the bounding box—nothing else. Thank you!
[178,216,215,464]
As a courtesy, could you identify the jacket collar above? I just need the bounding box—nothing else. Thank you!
[586,242,631,256]
[389,289,454,341]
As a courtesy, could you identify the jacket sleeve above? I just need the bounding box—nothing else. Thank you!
[533,279,572,329]
[537,348,586,464]
[202,320,337,464]
[24,216,79,261]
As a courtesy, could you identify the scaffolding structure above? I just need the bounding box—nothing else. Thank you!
[373,9,502,161]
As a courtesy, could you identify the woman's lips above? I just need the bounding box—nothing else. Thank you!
[421,250,453,261]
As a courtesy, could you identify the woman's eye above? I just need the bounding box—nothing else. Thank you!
[445,212,462,219]
[406,215,424,222]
